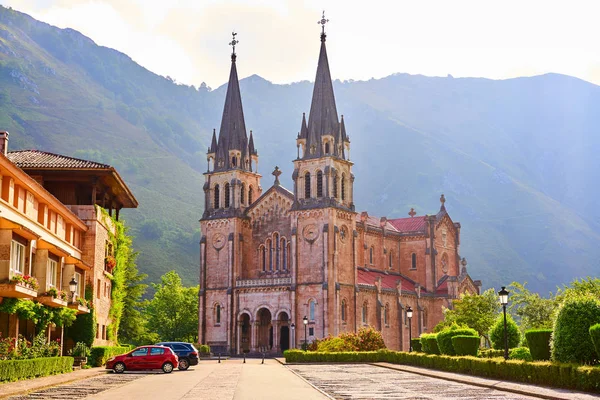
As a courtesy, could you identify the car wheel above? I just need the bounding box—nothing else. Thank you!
[178,358,190,370]
[162,362,174,374]
[113,362,126,374]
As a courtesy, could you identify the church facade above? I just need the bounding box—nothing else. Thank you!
[198,24,481,355]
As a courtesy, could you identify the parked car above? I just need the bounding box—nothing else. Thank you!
[105,346,178,374]
[155,342,199,370]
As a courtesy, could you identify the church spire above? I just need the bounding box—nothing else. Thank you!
[303,11,343,159]
[214,31,249,171]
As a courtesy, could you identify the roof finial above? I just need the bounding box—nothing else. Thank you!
[318,10,329,42]
[272,166,282,185]
[440,194,446,211]
[408,208,416,218]
[229,31,239,62]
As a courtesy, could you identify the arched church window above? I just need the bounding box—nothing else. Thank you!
[216,304,221,324]
[274,233,280,271]
[411,253,417,270]
[309,300,316,321]
[241,183,246,206]
[341,300,347,322]
[268,239,273,271]
[248,186,254,204]
[317,170,323,197]
[384,304,389,326]
[333,175,338,199]
[305,172,311,199]
[224,183,230,208]
[369,246,374,264]
[389,251,393,269]
[362,302,368,324]
[341,174,346,201]
[232,156,237,167]
[325,142,330,154]
[281,237,287,271]
[214,184,220,209]
[260,245,266,272]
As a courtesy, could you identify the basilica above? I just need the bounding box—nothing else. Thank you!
[198,21,481,355]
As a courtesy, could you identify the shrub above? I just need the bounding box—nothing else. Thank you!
[509,347,532,361]
[0,357,73,381]
[69,342,90,358]
[479,348,504,358]
[489,314,520,350]
[451,335,479,356]
[525,329,552,361]
[356,326,386,351]
[590,324,600,361]
[317,337,358,352]
[420,333,440,355]
[198,344,210,354]
[436,325,478,355]
[410,338,422,352]
[552,297,600,364]
[89,346,131,367]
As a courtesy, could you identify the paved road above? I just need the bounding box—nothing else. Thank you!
[289,364,540,400]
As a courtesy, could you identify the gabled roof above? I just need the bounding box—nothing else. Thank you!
[357,267,428,294]
[8,150,111,169]
[388,216,427,233]
[244,183,294,215]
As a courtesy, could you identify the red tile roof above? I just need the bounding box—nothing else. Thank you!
[7,150,111,170]
[435,279,449,295]
[388,216,427,233]
[357,268,426,293]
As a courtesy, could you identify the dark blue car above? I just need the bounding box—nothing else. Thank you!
[156,342,199,370]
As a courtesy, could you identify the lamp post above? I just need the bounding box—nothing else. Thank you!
[303,316,308,351]
[291,323,295,349]
[69,276,78,303]
[498,286,509,360]
[406,306,413,352]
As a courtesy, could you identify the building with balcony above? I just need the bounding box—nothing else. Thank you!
[0,131,137,350]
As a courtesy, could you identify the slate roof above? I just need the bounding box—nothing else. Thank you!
[388,216,427,233]
[357,267,427,293]
[7,150,111,170]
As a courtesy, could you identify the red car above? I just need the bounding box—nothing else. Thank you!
[105,346,178,374]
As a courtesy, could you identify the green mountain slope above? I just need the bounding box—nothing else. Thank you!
[0,5,598,293]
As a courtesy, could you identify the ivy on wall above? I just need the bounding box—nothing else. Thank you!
[0,298,77,330]
[66,285,96,347]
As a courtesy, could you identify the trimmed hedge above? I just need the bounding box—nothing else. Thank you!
[590,324,600,361]
[89,346,131,367]
[509,347,532,361]
[480,349,504,358]
[410,338,422,352]
[437,327,478,355]
[420,333,440,355]
[283,349,600,393]
[552,297,600,364]
[490,314,520,350]
[451,335,479,356]
[525,329,552,361]
[0,357,73,382]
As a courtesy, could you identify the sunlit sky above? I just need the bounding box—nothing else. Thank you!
[4,0,600,88]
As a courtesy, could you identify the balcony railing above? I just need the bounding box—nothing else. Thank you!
[236,277,292,288]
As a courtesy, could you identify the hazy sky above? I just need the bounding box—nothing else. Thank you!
[4,0,600,88]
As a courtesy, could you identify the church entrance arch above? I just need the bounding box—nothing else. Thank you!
[239,313,251,354]
[279,312,290,352]
[257,308,272,352]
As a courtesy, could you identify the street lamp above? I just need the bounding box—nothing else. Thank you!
[406,306,413,352]
[303,316,308,351]
[291,323,295,349]
[69,276,78,303]
[498,286,509,360]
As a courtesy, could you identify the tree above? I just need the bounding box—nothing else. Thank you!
[117,247,149,345]
[144,271,198,342]
[489,313,520,350]
[552,295,600,364]
[508,282,556,332]
[441,288,499,346]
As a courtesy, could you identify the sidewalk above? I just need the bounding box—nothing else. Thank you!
[0,367,107,399]
[373,362,600,400]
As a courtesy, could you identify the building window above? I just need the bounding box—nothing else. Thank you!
[268,239,273,271]
[411,253,417,270]
[216,304,221,324]
[232,156,237,167]
[224,183,230,208]
[249,186,254,204]
[362,302,367,324]
[309,327,314,336]
[214,184,220,209]
[281,238,287,271]
[96,324,100,339]
[384,304,389,326]
[316,170,323,198]
[341,300,347,322]
[389,251,393,269]
[10,240,25,275]
[260,245,266,271]
[46,258,57,289]
[304,172,311,198]
[241,183,246,205]
[325,142,330,154]
[74,271,83,298]
[274,233,280,271]
[422,308,427,330]
[341,174,346,201]
[369,246,374,264]
[102,325,106,340]
[309,300,316,321]
[97,279,101,298]
[333,175,338,199]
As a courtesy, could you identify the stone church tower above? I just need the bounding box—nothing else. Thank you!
[199,19,481,355]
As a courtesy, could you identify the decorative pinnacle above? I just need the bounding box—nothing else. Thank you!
[440,194,446,210]
[229,31,239,61]
[408,208,416,218]
[318,10,329,41]
[272,166,282,185]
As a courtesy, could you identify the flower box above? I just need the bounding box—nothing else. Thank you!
[68,302,90,314]
[0,282,37,299]
[37,295,68,308]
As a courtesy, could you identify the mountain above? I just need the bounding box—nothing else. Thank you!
[0,5,598,293]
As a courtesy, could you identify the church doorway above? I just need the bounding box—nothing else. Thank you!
[239,313,250,353]
[279,312,290,352]
[257,308,272,351]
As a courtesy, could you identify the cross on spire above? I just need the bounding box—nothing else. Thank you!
[318,11,329,42]
[272,166,282,185]
[408,208,416,218]
[229,31,239,62]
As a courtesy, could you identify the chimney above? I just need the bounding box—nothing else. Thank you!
[0,131,8,156]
